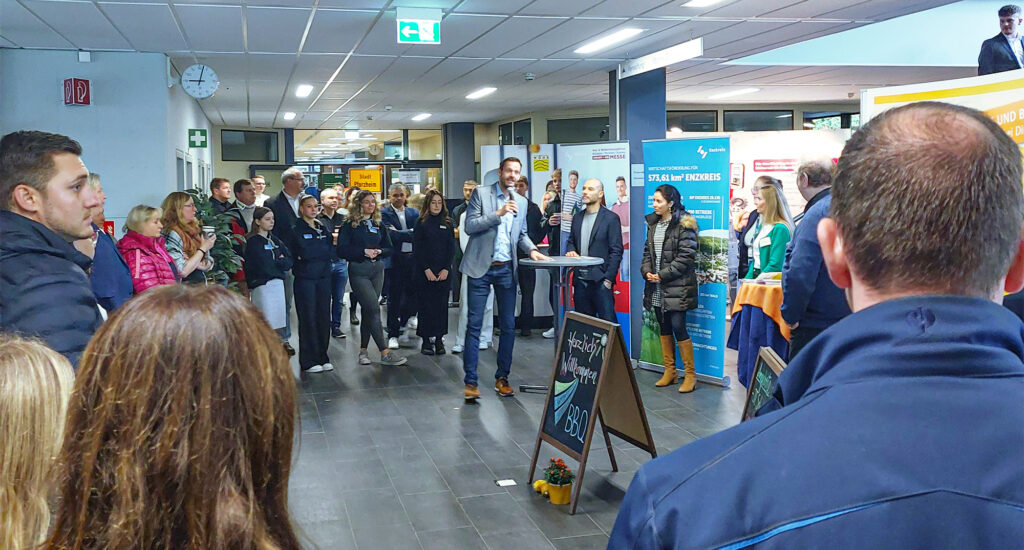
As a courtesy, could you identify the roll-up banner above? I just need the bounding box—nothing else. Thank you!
[640,137,731,386]
[555,141,632,354]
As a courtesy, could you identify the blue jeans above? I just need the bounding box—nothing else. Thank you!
[463,262,516,386]
[330,259,349,330]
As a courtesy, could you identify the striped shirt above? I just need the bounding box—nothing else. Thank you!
[560,188,582,234]
[651,219,669,307]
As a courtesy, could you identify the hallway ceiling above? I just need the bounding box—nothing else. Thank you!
[2,0,974,129]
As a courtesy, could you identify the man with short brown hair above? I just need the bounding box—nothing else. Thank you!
[0,130,103,366]
[612,102,1024,547]
[208,177,233,215]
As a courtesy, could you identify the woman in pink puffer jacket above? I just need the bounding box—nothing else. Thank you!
[117,205,179,294]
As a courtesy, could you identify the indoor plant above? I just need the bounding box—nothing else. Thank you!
[542,458,576,505]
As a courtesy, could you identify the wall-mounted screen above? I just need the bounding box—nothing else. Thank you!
[221,130,279,162]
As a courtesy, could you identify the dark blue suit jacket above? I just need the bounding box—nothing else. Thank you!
[381,205,418,269]
[611,296,1024,549]
[264,190,301,251]
[565,206,623,284]
[780,191,850,328]
[978,32,1024,75]
[89,223,133,312]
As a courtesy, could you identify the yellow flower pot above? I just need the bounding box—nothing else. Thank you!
[547,482,572,505]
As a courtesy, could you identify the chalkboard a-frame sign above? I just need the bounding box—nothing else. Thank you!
[528,312,657,514]
[741,347,787,421]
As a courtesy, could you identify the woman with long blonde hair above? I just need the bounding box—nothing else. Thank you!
[45,285,302,550]
[0,334,75,550]
[744,180,792,279]
[160,192,215,283]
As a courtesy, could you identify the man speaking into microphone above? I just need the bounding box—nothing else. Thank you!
[460,157,551,401]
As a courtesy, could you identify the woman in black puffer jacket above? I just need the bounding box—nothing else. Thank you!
[642,184,699,393]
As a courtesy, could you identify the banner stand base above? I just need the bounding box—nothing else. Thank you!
[638,361,731,388]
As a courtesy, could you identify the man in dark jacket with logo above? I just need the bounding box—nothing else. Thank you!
[781,160,850,359]
[0,131,103,367]
[611,102,1024,548]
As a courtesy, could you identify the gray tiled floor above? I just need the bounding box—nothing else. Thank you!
[288,307,746,550]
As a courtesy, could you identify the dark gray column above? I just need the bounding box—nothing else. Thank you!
[613,68,666,359]
[442,122,475,199]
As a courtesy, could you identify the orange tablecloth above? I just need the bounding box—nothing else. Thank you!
[732,282,790,341]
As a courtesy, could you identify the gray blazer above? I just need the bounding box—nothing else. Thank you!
[460,182,537,279]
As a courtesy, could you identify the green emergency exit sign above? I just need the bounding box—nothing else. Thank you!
[397,20,440,44]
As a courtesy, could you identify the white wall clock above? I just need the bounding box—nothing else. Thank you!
[369,143,381,155]
[180,63,219,99]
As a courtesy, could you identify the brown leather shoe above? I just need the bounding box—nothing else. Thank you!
[494,377,515,397]
[464,383,481,401]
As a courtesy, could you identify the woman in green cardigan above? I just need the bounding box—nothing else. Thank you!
[745,180,791,278]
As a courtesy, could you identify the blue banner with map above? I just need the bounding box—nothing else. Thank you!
[639,137,730,382]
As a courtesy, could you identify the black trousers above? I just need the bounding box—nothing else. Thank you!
[386,254,417,337]
[418,278,450,339]
[517,263,536,330]
[788,325,824,361]
[655,307,690,342]
[573,279,616,322]
[294,276,331,370]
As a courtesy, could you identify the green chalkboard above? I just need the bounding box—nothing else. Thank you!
[741,347,786,421]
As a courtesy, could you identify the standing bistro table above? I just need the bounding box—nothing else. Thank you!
[727,280,790,387]
[518,255,604,393]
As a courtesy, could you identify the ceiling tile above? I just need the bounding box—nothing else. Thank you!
[318,0,388,8]
[762,0,863,18]
[452,0,534,15]
[292,54,345,82]
[247,7,310,53]
[518,0,605,17]
[352,10,412,56]
[336,54,399,82]
[581,0,677,17]
[702,0,807,18]
[589,19,735,59]
[0,0,73,48]
[248,53,298,80]
[172,53,247,80]
[420,13,507,57]
[371,55,440,87]
[511,17,622,58]
[22,0,130,50]
[322,80,366,98]
[412,57,490,88]
[456,16,566,57]
[819,0,953,20]
[176,5,244,52]
[0,36,17,47]
[391,0,463,8]
[304,9,378,53]
[100,2,186,52]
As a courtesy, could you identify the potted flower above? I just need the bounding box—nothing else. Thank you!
[542,458,576,505]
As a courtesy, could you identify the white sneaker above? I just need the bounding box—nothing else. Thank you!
[479,341,490,350]
[306,365,324,373]
[388,337,400,350]
[398,334,412,346]
[321,362,334,371]
[542,328,555,339]
[408,316,418,330]
[358,352,371,365]
[452,344,464,353]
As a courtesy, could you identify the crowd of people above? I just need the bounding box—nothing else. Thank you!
[2,95,1023,547]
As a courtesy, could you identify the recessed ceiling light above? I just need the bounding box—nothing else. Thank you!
[412,113,431,121]
[669,127,683,133]
[708,87,759,99]
[574,28,644,54]
[466,87,497,100]
[295,84,314,98]
[344,130,359,139]
[803,122,816,128]
[283,112,296,120]
[776,113,793,118]
[682,0,724,7]
[329,137,345,140]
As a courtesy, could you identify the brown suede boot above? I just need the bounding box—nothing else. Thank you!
[655,335,678,387]
[678,339,697,393]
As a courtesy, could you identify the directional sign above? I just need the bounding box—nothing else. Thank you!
[188,129,208,148]
[397,19,440,44]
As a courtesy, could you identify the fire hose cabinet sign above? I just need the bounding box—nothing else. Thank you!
[64,78,91,106]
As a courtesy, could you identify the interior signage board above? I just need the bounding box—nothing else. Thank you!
[618,38,702,80]
[396,7,441,44]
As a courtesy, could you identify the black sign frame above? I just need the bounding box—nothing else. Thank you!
[741,346,787,421]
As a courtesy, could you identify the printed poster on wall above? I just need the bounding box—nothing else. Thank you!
[640,137,730,382]
[555,141,632,353]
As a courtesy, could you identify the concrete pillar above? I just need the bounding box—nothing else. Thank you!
[442,122,475,199]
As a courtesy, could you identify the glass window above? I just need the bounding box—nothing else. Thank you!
[547,117,610,144]
[499,122,513,145]
[723,111,793,132]
[384,141,403,160]
[408,129,442,161]
[667,110,716,132]
[512,118,531,145]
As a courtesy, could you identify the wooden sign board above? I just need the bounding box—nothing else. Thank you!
[741,347,787,421]
[528,312,657,514]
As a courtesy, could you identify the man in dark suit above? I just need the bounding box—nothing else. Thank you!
[450,179,477,305]
[978,4,1024,75]
[565,178,623,323]
[514,175,547,336]
[263,167,305,355]
[381,182,419,348]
